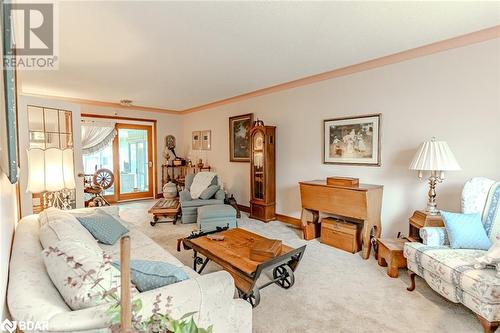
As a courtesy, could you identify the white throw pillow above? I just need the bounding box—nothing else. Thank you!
[42,239,121,310]
[38,207,75,227]
[39,208,100,251]
[474,238,500,277]
[70,206,121,219]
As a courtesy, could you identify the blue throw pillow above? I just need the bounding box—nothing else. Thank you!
[441,211,491,250]
[76,211,129,245]
[112,260,188,292]
[199,185,220,200]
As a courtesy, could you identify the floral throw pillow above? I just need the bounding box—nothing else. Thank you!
[42,239,121,310]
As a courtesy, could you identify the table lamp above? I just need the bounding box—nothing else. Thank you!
[27,148,76,210]
[409,138,461,215]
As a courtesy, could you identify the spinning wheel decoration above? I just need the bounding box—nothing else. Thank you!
[83,168,115,207]
[92,168,114,189]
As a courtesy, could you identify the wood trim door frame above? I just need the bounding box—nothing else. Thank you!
[114,123,154,201]
[82,114,157,203]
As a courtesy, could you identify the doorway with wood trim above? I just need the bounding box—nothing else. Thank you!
[82,116,156,203]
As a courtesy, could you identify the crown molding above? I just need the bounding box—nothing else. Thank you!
[180,25,500,114]
[20,93,181,114]
[21,25,500,116]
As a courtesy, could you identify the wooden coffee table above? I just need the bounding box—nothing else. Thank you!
[148,198,181,226]
[181,228,306,307]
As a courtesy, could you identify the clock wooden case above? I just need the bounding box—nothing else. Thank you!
[249,123,276,222]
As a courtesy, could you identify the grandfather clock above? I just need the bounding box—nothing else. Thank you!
[249,122,276,222]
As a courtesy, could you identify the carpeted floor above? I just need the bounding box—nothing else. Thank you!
[118,200,481,333]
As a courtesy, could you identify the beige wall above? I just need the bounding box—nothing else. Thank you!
[0,173,18,320]
[181,38,500,237]
[78,105,184,196]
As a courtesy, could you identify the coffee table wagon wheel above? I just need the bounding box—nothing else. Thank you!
[273,264,295,289]
[93,168,114,190]
[241,286,261,308]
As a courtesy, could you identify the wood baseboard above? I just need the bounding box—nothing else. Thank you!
[237,204,302,229]
[276,214,302,228]
[237,204,250,213]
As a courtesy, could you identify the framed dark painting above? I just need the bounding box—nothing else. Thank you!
[323,114,381,166]
[229,113,254,162]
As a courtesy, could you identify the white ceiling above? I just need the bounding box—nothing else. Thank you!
[19,1,500,111]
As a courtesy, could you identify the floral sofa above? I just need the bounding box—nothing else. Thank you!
[404,177,500,333]
[8,207,252,333]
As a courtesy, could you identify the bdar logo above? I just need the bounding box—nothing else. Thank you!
[0,319,17,333]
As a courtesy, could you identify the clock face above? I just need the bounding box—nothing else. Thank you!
[166,135,176,149]
[254,132,264,150]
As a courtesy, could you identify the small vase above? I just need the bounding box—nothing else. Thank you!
[162,182,178,199]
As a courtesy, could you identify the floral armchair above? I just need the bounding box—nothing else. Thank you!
[404,177,500,333]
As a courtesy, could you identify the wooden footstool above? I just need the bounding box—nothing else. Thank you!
[376,238,407,278]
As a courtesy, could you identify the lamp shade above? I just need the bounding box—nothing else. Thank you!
[27,148,76,193]
[409,139,461,171]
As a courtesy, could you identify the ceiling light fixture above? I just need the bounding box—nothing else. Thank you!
[119,99,133,106]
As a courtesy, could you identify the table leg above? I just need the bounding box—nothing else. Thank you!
[361,225,372,259]
[193,251,209,274]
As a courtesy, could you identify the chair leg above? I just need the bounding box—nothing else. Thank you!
[407,271,417,291]
[478,315,500,333]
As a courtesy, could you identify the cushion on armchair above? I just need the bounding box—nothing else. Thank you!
[200,185,220,200]
[441,211,491,250]
[185,173,219,191]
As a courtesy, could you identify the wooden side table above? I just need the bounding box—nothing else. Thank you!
[408,210,444,242]
[376,238,407,278]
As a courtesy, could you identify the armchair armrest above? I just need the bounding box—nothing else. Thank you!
[179,189,192,202]
[420,227,449,246]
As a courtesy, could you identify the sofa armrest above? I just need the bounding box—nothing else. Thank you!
[215,189,225,200]
[46,271,251,333]
[179,189,192,202]
[420,227,449,246]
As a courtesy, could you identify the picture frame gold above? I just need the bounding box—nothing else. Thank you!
[323,113,381,166]
[201,130,211,150]
[229,113,254,162]
[192,131,201,150]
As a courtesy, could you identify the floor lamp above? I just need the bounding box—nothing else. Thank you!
[27,148,76,210]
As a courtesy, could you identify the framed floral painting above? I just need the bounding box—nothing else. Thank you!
[323,114,381,166]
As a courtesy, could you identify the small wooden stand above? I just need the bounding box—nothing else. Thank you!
[408,210,444,242]
[376,238,407,278]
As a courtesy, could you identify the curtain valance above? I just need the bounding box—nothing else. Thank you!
[81,120,116,155]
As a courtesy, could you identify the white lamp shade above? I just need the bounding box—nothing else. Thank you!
[26,148,76,193]
[44,148,65,191]
[26,149,46,193]
[409,140,461,171]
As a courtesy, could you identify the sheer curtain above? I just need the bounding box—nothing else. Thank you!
[81,120,116,155]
